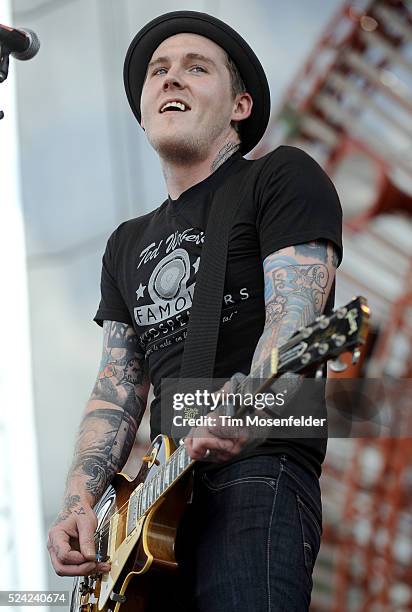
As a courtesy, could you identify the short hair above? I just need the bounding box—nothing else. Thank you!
[224,52,247,136]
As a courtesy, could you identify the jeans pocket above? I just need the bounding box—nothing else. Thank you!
[202,473,278,492]
[296,493,322,576]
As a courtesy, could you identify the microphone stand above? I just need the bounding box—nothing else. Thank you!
[0,43,11,119]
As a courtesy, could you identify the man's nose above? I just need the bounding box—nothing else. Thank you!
[162,72,184,90]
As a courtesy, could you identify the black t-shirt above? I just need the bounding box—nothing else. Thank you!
[94,145,343,477]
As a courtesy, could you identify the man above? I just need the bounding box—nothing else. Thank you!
[47,10,342,611]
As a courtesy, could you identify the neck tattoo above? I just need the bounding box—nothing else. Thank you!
[211,142,241,172]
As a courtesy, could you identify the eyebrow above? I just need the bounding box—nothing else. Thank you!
[147,52,217,71]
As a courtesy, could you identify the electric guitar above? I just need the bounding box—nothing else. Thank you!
[70,296,369,612]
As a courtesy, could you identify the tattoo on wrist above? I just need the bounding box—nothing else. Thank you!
[53,494,82,525]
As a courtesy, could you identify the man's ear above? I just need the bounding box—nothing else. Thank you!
[231,92,253,123]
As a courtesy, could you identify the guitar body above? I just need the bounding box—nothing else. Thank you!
[70,435,193,612]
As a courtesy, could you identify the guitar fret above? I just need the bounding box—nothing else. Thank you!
[137,487,142,518]
[170,457,175,482]
[148,480,154,506]
[178,446,185,472]
[165,462,171,488]
[155,472,160,499]
[142,486,148,512]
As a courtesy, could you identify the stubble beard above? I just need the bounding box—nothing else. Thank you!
[147,118,230,166]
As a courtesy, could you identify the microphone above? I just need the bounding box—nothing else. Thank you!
[0,23,40,61]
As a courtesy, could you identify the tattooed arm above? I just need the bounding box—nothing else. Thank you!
[185,240,339,461]
[252,240,339,369]
[47,321,149,576]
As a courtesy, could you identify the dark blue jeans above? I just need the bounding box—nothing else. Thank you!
[148,454,322,611]
[181,453,322,611]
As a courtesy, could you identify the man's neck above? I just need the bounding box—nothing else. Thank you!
[162,140,240,200]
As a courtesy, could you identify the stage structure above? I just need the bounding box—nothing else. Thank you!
[253,0,412,609]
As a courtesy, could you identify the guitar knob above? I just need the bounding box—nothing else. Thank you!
[301,353,311,365]
[329,356,348,372]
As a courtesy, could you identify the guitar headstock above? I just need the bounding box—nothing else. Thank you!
[277,296,370,376]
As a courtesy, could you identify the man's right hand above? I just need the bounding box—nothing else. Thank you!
[47,494,111,577]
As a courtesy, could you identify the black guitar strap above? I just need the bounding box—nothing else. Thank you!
[178,157,263,383]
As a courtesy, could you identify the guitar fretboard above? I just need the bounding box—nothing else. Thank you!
[126,444,193,536]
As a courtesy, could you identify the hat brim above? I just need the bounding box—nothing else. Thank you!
[123,11,271,155]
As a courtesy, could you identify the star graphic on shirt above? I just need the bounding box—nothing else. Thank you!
[135,283,146,300]
[192,257,200,274]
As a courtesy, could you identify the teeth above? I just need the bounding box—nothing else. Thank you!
[160,101,187,112]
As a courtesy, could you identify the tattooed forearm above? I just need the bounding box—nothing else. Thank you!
[211,141,240,172]
[64,321,149,505]
[67,407,140,502]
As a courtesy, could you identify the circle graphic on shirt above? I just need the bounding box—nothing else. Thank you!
[149,248,190,302]
[153,257,186,300]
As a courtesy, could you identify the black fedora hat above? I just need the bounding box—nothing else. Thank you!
[123,10,271,155]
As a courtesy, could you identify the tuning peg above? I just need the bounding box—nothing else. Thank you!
[352,348,361,364]
[329,356,348,372]
[317,342,329,355]
[316,315,330,329]
[332,333,346,347]
[336,307,348,319]
[300,326,313,339]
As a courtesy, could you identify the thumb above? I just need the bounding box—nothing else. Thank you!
[220,372,247,395]
[77,512,97,561]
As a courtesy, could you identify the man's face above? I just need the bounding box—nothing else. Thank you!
[140,33,241,163]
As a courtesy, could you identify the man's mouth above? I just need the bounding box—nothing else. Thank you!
[159,100,191,113]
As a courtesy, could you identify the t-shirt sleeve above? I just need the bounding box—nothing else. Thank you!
[93,226,133,327]
[256,146,343,263]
